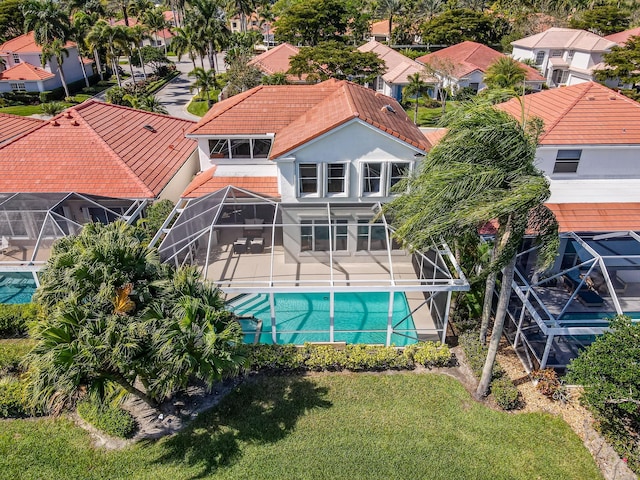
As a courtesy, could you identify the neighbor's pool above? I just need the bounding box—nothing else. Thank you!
[228,292,417,346]
[0,272,37,304]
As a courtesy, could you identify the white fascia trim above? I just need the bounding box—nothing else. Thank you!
[186,133,276,139]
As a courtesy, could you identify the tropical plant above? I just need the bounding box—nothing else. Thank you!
[142,7,169,55]
[569,5,630,36]
[403,72,429,124]
[40,101,65,116]
[25,222,244,413]
[172,24,200,70]
[87,21,129,86]
[128,24,151,81]
[224,52,263,95]
[41,39,70,98]
[382,101,556,398]
[376,0,403,45]
[226,0,254,32]
[187,0,230,74]
[71,11,95,88]
[420,8,511,46]
[21,0,69,45]
[189,67,218,104]
[595,36,640,95]
[262,72,289,85]
[484,56,527,91]
[123,93,168,113]
[272,0,350,46]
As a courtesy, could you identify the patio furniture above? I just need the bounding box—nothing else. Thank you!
[243,218,265,237]
[562,271,604,307]
[233,237,248,254]
[250,236,264,253]
[615,270,640,293]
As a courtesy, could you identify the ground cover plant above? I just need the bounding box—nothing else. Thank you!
[0,374,602,480]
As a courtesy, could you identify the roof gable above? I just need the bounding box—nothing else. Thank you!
[248,43,300,75]
[0,62,55,81]
[0,31,75,54]
[496,82,640,145]
[416,41,544,81]
[511,27,616,52]
[0,100,197,198]
[0,113,43,145]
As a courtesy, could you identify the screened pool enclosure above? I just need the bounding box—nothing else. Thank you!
[507,231,640,370]
[151,186,469,346]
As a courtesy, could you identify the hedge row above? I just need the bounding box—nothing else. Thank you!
[239,342,453,373]
[77,401,138,438]
[0,303,41,337]
[458,331,520,410]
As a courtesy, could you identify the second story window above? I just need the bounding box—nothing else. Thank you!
[551,50,563,57]
[12,53,20,64]
[553,150,581,173]
[535,51,545,65]
[567,50,574,60]
[209,139,229,158]
[389,162,410,192]
[362,163,382,195]
[299,163,319,195]
[208,138,272,159]
[327,164,347,195]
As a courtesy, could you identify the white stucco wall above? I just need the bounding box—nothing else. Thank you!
[535,145,640,179]
[457,70,485,91]
[571,51,593,70]
[275,119,422,204]
[158,149,200,202]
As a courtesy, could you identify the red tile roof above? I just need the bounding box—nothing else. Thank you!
[604,27,640,45]
[496,82,640,145]
[358,40,433,84]
[0,62,55,81]
[248,43,299,75]
[0,32,75,54]
[0,100,196,198]
[547,203,640,232]
[183,166,280,198]
[188,79,431,157]
[370,20,392,36]
[416,41,545,82]
[0,113,43,145]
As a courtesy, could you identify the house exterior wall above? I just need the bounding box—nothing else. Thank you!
[0,79,45,92]
[457,70,484,92]
[158,149,200,202]
[47,48,87,85]
[535,145,640,179]
[275,120,420,204]
[1,46,87,89]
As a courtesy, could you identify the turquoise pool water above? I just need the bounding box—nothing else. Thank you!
[229,292,417,346]
[0,272,37,304]
[558,311,640,327]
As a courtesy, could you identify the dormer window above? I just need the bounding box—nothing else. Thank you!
[551,50,563,57]
[12,53,20,64]
[208,138,272,159]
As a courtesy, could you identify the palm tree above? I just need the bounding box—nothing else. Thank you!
[127,0,153,18]
[376,0,404,45]
[128,24,150,80]
[86,20,108,81]
[71,11,96,88]
[484,57,527,91]
[403,72,428,125]
[88,22,129,86]
[22,0,70,45]
[189,67,217,106]
[172,24,199,70]
[142,7,169,55]
[226,0,254,32]
[42,39,70,98]
[124,93,168,113]
[262,72,289,85]
[188,0,230,75]
[257,0,274,50]
[382,102,556,399]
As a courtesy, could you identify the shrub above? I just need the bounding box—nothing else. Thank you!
[77,401,137,438]
[0,303,40,337]
[491,377,520,410]
[344,344,403,371]
[531,368,571,404]
[40,102,66,116]
[413,341,452,367]
[458,331,504,379]
[0,377,29,418]
[304,344,347,371]
[243,344,304,371]
[0,340,34,375]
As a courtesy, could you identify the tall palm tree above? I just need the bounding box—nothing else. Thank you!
[484,57,527,91]
[142,7,169,55]
[71,11,95,88]
[172,24,199,70]
[188,67,217,105]
[256,0,274,50]
[376,0,404,45]
[403,72,428,125]
[22,0,70,45]
[88,22,128,86]
[42,39,70,98]
[128,24,150,80]
[86,20,108,81]
[188,0,230,75]
[383,102,556,399]
[226,0,254,32]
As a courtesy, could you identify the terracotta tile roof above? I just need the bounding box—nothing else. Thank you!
[547,203,640,232]
[358,40,433,84]
[416,41,545,82]
[0,62,55,81]
[248,42,299,75]
[496,82,640,145]
[0,100,196,198]
[370,20,392,36]
[183,166,280,198]
[109,17,174,38]
[188,79,431,157]
[604,27,640,45]
[0,113,43,145]
[511,27,616,52]
[0,32,75,54]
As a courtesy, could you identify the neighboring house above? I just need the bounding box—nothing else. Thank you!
[0,113,43,145]
[0,100,199,266]
[496,82,640,204]
[604,26,640,45]
[152,79,468,346]
[369,20,392,43]
[109,16,175,49]
[358,40,431,101]
[247,43,307,83]
[510,27,617,87]
[415,41,545,95]
[0,32,93,93]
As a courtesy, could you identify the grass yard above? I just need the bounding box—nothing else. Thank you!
[0,374,602,480]
[187,89,220,117]
[406,101,459,126]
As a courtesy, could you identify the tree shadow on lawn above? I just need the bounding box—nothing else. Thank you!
[151,375,332,479]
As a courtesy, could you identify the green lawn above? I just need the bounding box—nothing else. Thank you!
[406,101,459,126]
[0,374,601,480]
[187,90,220,117]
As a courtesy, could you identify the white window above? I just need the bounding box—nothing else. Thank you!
[326,163,347,195]
[230,139,251,158]
[208,138,272,159]
[567,50,574,60]
[362,163,383,195]
[12,53,20,64]
[357,219,387,251]
[375,76,384,91]
[389,162,410,193]
[253,139,272,158]
[535,51,545,65]
[551,50,563,57]
[301,219,347,252]
[298,163,319,195]
[553,150,581,173]
[209,139,229,158]
[9,82,26,92]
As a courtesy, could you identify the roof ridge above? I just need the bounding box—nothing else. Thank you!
[70,105,155,197]
[340,81,360,117]
[0,113,52,150]
[74,98,196,123]
[539,83,592,140]
[190,86,264,132]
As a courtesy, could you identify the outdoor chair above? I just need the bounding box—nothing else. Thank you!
[233,237,248,254]
[250,236,264,253]
[562,270,604,307]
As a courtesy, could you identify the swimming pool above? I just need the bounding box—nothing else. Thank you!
[0,272,37,304]
[228,292,417,346]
